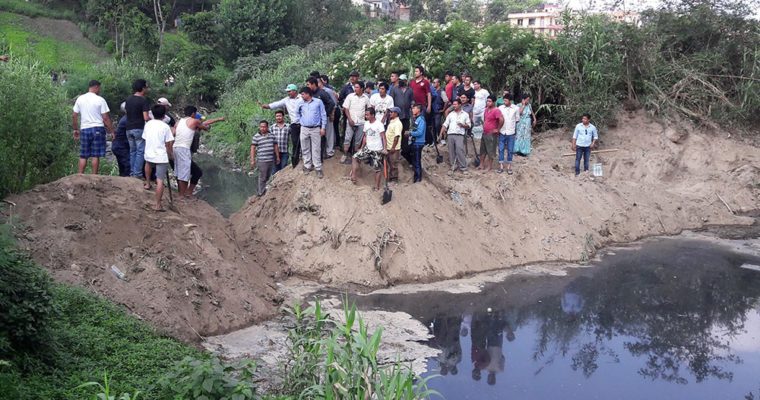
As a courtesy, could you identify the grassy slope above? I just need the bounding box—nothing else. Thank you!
[0,12,101,73]
[0,0,76,20]
[0,225,202,400]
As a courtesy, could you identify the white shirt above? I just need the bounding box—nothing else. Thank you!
[342,93,369,124]
[442,110,471,136]
[142,119,174,163]
[498,104,520,135]
[174,117,195,149]
[573,123,599,147]
[369,93,394,122]
[268,95,303,124]
[73,92,109,129]
[363,119,385,151]
[473,88,490,116]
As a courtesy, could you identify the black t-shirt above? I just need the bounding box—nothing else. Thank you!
[125,95,150,130]
[457,84,475,101]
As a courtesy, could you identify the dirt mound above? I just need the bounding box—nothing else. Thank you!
[7,175,277,342]
[232,111,759,287]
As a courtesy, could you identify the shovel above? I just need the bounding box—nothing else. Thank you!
[165,170,176,211]
[434,141,444,164]
[469,132,481,168]
[382,157,392,205]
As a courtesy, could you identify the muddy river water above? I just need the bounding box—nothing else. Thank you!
[349,235,760,400]
[196,160,760,399]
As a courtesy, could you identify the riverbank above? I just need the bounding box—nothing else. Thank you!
[232,110,759,287]
[3,111,758,342]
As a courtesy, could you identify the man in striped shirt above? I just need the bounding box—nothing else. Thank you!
[271,110,290,173]
[250,120,281,196]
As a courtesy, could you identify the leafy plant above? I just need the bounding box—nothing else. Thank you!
[77,372,141,400]
[0,230,57,355]
[280,300,437,399]
[156,356,258,400]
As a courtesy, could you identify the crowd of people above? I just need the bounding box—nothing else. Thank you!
[256,67,599,195]
[71,79,224,211]
[71,69,600,209]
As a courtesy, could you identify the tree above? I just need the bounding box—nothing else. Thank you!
[149,0,178,63]
[484,0,543,23]
[448,0,481,24]
[407,0,451,23]
[216,0,287,62]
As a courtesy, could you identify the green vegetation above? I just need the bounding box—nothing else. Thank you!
[0,225,201,399]
[0,0,76,21]
[0,224,433,399]
[0,54,73,197]
[279,301,435,399]
[0,12,100,72]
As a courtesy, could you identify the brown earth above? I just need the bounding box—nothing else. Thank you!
[7,13,108,57]
[232,110,759,287]
[3,112,758,342]
[6,175,278,342]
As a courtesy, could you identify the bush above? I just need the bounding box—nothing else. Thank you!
[280,301,436,399]
[0,57,73,197]
[156,356,258,400]
[0,232,57,356]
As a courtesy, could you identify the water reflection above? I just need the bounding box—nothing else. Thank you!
[350,238,760,399]
[194,154,258,217]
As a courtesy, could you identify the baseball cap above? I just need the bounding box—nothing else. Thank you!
[349,70,360,77]
[285,83,298,91]
[399,74,408,81]
[156,97,172,107]
[389,107,401,114]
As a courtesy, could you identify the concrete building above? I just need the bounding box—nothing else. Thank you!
[361,0,411,21]
[507,4,641,37]
[507,4,563,37]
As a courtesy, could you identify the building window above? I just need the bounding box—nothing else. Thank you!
[517,18,523,26]
[528,18,536,26]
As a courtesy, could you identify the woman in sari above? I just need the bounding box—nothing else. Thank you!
[514,93,536,156]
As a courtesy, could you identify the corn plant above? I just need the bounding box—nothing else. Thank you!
[76,372,141,400]
[281,299,439,400]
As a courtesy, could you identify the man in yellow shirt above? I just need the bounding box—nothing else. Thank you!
[385,107,403,182]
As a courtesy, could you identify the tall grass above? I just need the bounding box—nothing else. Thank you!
[0,56,73,197]
[281,300,438,399]
[0,0,77,21]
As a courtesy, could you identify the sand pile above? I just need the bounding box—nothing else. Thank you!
[6,175,278,342]
[232,111,759,287]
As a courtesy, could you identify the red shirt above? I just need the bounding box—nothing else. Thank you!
[483,107,502,135]
[445,81,454,102]
[411,78,431,107]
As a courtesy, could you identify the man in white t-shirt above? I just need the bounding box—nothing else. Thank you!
[497,94,520,174]
[341,82,369,163]
[472,80,490,131]
[369,82,394,125]
[351,107,387,190]
[142,105,174,211]
[72,80,113,174]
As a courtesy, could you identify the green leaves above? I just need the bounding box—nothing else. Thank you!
[281,299,433,399]
[156,356,259,400]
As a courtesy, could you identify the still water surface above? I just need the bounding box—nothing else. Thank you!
[352,237,760,400]
[194,154,257,217]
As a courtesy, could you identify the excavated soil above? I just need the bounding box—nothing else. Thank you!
[6,175,278,342]
[232,111,759,287]
[3,112,758,342]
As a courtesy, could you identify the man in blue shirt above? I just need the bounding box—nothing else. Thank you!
[296,87,327,179]
[572,113,599,176]
[410,104,427,183]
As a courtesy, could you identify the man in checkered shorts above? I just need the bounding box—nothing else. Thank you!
[72,80,114,174]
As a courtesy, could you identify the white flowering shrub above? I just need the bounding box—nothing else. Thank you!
[344,20,478,79]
